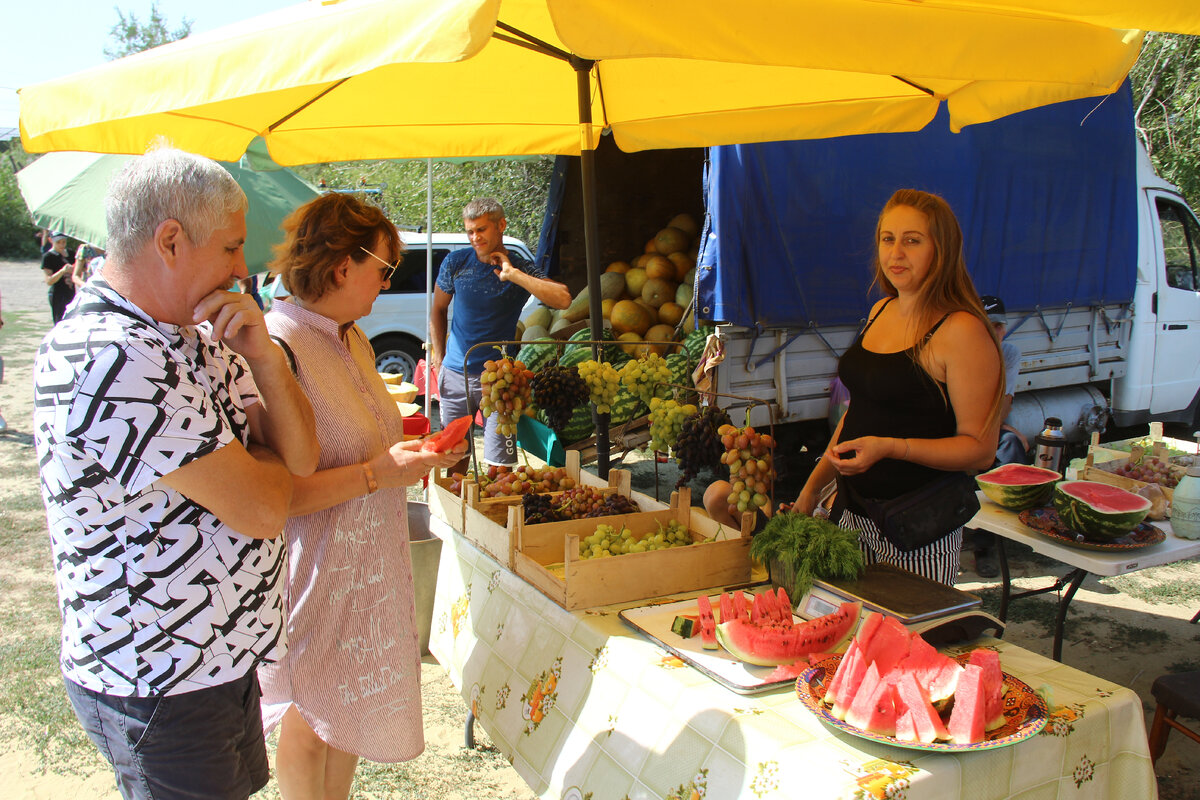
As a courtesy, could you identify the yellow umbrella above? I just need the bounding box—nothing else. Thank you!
[22,0,1199,163]
[20,0,1200,472]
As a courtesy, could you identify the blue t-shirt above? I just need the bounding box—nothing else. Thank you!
[437,247,546,373]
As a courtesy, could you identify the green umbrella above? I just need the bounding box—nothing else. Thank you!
[16,147,318,274]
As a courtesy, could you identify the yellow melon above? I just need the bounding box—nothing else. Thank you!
[654,226,690,255]
[601,298,616,319]
[657,302,685,327]
[675,282,694,308]
[610,299,654,337]
[667,252,693,281]
[617,331,650,358]
[641,277,675,308]
[644,238,658,254]
[606,260,631,274]
[644,324,676,356]
[644,255,675,282]
[624,267,649,298]
[633,253,652,269]
[668,213,700,239]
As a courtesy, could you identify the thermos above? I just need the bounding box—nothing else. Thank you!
[1033,417,1066,475]
[1170,433,1200,540]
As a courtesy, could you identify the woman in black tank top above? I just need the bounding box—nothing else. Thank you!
[792,190,1004,585]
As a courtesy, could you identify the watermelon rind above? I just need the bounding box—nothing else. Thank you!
[975,463,1061,510]
[1052,480,1151,541]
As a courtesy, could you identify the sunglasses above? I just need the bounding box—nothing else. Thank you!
[358,246,397,282]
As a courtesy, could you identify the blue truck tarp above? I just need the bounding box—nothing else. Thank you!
[697,83,1138,330]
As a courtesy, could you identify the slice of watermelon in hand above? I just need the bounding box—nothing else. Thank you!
[421,415,473,453]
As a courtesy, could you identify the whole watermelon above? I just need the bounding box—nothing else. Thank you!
[665,352,692,389]
[609,387,648,426]
[517,339,559,373]
[550,404,595,444]
[561,326,629,366]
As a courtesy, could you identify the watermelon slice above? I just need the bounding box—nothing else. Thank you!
[846,666,898,737]
[829,647,867,719]
[823,637,860,707]
[947,664,987,744]
[776,586,793,616]
[762,661,809,682]
[894,709,919,743]
[862,616,912,676]
[716,601,861,667]
[895,634,962,705]
[719,592,736,625]
[421,414,473,453]
[892,672,950,743]
[967,649,1007,731]
[695,595,718,650]
[853,611,884,653]
[733,591,750,623]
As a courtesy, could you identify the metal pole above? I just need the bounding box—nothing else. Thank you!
[573,56,609,479]
[424,157,434,422]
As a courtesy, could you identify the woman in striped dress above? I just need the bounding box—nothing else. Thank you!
[258,194,466,799]
[793,189,1003,585]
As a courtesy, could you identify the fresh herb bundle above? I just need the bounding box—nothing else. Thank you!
[749,511,864,597]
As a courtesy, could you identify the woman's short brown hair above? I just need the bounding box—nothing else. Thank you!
[270,193,402,302]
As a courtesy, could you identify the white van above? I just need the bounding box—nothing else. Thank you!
[267,231,535,381]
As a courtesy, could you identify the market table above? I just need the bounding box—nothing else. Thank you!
[968,496,1200,662]
[428,516,1156,800]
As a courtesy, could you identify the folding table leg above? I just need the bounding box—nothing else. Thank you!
[997,537,1012,623]
[1052,569,1088,662]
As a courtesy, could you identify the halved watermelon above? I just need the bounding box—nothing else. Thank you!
[967,649,1007,731]
[976,463,1061,510]
[716,601,861,667]
[1052,480,1151,541]
[947,664,987,744]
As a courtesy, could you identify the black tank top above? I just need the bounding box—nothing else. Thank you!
[838,299,957,500]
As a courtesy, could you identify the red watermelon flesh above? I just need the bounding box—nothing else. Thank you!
[893,672,950,743]
[968,649,1007,731]
[763,661,809,682]
[695,595,718,650]
[776,586,793,616]
[862,616,912,676]
[823,637,861,707]
[733,591,750,623]
[947,664,987,744]
[896,634,963,703]
[847,670,898,737]
[854,611,884,652]
[750,593,766,625]
[719,592,735,625]
[758,588,781,622]
[829,647,866,718]
[894,709,919,743]
[844,662,882,728]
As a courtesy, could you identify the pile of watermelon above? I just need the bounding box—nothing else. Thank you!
[820,613,1006,744]
[681,588,861,673]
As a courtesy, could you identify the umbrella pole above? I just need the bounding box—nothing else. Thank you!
[424,158,434,423]
[574,57,609,479]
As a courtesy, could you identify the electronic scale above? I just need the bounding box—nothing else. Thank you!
[796,563,1004,646]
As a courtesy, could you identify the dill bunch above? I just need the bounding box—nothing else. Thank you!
[749,512,864,597]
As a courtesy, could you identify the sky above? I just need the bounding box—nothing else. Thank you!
[0,0,296,131]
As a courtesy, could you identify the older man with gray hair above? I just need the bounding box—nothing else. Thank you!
[33,147,319,799]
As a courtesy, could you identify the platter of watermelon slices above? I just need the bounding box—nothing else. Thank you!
[1016,507,1165,551]
[796,613,1049,751]
[619,586,861,694]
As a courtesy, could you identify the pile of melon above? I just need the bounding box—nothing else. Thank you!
[521,212,700,358]
[818,613,1006,745]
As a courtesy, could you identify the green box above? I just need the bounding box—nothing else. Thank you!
[517,415,566,467]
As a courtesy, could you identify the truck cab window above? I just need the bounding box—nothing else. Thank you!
[382,247,451,294]
[1158,197,1200,291]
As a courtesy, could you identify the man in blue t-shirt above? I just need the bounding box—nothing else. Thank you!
[431,198,570,468]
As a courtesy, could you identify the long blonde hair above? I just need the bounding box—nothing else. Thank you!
[870,189,1005,429]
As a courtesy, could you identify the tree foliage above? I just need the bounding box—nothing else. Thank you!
[1130,32,1200,203]
[0,141,42,258]
[104,2,192,60]
[290,158,555,248]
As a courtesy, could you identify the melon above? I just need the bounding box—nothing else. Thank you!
[610,299,654,337]
[1052,480,1151,541]
[846,664,897,736]
[667,251,693,281]
[968,649,1008,731]
[654,226,690,255]
[861,615,911,676]
[976,463,1061,510]
[716,601,860,667]
[624,267,649,298]
[606,261,631,274]
[641,278,676,309]
[695,594,718,650]
[947,664,987,744]
[829,646,868,720]
[657,301,685,327]
[668,213,699,239]
[893,672,950,743]
[895,633,962,704]
[644,255,676,281]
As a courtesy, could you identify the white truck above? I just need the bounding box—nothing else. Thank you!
[694,83,1200,456]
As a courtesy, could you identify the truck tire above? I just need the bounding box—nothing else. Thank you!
[372,334,423,382]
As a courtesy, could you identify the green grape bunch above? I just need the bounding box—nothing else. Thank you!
[647,397,698,453]
[618,354,673,407]
[576,359,621,414]
[577,519,695,559]
[480,357,534,437]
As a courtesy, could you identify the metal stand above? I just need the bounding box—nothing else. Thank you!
[996,537,1088,662]
[464,710,477,749]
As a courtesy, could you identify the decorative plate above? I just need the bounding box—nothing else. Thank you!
[796,654,1048,752]
[1017,507,1166,551]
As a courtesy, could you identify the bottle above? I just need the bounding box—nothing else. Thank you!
[1033,417,1066,475]
[1170,433,1200,540]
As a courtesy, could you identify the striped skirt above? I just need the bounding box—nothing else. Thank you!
[836,509,962,586]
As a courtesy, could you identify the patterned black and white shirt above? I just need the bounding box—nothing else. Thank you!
[33,280,285,697]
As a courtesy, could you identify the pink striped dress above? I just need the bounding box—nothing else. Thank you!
[258,300,423,762]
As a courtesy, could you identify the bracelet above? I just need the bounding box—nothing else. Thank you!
[362,462,379,495]
[899,438,910,460]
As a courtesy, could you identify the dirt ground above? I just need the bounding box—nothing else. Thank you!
[1,259,1198,798]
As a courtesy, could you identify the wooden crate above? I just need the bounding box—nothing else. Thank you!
[460,450,635,569]
[1081,431,1182,502]
[427,467,465,531]
[512,488,754,610]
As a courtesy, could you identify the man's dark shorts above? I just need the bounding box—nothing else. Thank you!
[65,671,269,800]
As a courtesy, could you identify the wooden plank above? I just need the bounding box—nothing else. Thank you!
[427,468,464,531]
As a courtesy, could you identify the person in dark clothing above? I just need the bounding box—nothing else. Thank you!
[41,232,76,323]
[792,189,1004,585]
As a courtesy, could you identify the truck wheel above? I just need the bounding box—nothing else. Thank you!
[372,335,423,382]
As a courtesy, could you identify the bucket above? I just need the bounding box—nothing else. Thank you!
[408,501,442,655]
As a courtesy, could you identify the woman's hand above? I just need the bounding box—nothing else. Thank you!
[826,435,902,475]
[372,439,468,488]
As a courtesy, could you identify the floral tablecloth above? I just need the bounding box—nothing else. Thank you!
[428,519,1157,800]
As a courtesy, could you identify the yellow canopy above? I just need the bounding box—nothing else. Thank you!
[21,0,1198,164]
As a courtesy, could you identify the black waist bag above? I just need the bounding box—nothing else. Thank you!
[836,471,980,552]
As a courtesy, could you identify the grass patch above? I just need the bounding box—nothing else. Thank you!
[1103,572,1200,606]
